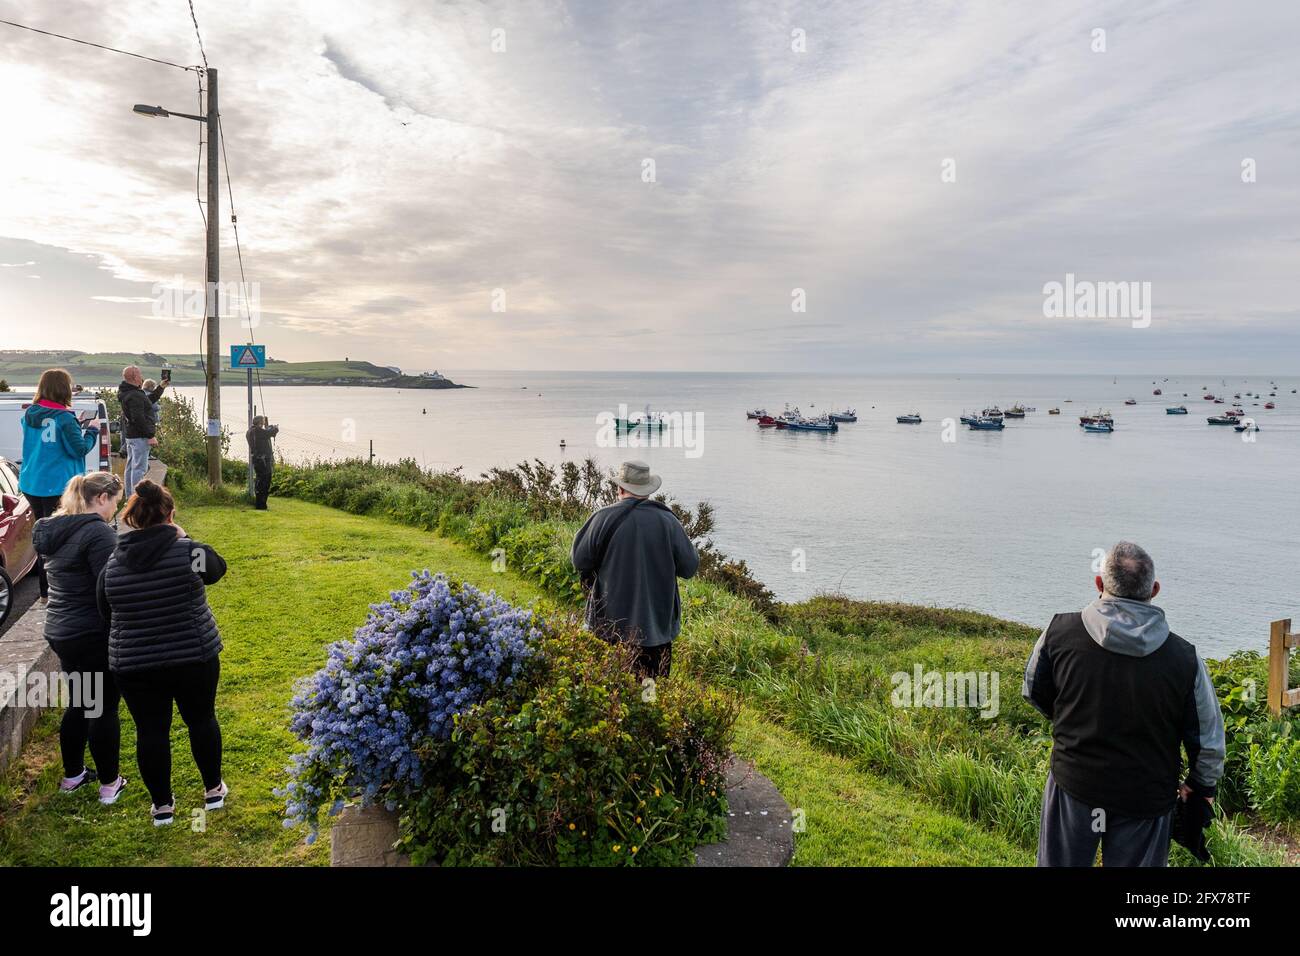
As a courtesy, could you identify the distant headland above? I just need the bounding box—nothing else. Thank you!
[0,350,470,389]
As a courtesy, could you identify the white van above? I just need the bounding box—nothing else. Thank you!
[0,389,114,478]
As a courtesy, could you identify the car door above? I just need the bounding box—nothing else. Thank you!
[0,463,37,582]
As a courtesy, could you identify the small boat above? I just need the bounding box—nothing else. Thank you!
[1153,388,1162,395]
[1003,404,1027,418]
[1079,409,1114,425]
[960,412,979,425]
[1233,394,1241,399]
[1165,406,1188,414]
[896,413,922,424]
[1207,416,1237,425]
[786,415,838,432]
[1081,421,1114,433]
[1234,423,1259,433]
[1225,408,1244,417]
[1214,398,1225,404]
[1124,398,1138,405]
[616,412,667,431]
[829,408,858,423]
[981,406,1004,419]
[1048,408,1061,415]
[967,417,1005,430]
[1203,393,1216,400]
[746,408,768,420]
[756,415,784,428]
[1265,401,1276,409]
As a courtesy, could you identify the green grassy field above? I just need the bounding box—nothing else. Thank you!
[0,496,1032,866]
[0,351,452,389]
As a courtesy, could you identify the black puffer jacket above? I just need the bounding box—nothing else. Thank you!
[32,513,117,643]
[117,380,160,440]
[96,525,227,673]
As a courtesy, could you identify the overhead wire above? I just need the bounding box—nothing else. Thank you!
[0,18,201,71]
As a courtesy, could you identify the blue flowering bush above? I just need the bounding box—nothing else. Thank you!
[282,572,737,865]
[280,571,542,837]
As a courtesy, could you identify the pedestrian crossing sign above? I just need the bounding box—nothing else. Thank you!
[230,344,266,369]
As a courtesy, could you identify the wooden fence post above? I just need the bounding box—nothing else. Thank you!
[1268,618,1296,717]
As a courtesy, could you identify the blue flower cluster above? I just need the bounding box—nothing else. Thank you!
[280,570,542,835]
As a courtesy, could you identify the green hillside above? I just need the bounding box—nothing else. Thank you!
[0,351,465,389]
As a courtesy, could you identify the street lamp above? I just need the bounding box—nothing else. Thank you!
[132,69,222,490]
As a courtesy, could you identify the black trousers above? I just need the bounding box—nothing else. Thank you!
[252,457,273,509]
[632,642,672,680]
[116,657,223,806]
[52,635,120,782]
[22,494,60,597]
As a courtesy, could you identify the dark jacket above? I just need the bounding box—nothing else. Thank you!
[96,525,227,673]
[118,380,161,440]
[1022,597,1226,818]
[18,403,98,497]
[32,513,117,643]
[571,498,699,647]
[246,424,279,461]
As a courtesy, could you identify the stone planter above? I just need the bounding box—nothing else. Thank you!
[330,756,794,867]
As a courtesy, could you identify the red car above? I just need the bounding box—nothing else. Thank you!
[0,457,37,629]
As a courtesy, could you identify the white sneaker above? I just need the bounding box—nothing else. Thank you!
[204,781,229,811]
[151,800,175,827]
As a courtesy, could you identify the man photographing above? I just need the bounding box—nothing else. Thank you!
[246,415,279,510]
[571,460,699,679]
[117,366,165,498]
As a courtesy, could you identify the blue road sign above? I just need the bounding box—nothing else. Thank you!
[230,344,266,369]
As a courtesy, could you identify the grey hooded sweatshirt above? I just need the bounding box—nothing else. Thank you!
[1022,596,1226,817]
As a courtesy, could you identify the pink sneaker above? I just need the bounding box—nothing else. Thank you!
[59,768,97,793]
[98,776,127,805]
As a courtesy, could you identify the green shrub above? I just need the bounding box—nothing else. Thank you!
[499,521,585,604]
[465,496,530,552]
[1245,730,1300,823]
[399,618,736,866]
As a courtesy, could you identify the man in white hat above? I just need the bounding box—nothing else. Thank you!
[571,460,699,678]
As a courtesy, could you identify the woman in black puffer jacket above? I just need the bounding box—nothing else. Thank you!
[33,471,125,804]
[96,479,228,826]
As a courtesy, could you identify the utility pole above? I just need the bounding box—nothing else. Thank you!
[204,67,222,489]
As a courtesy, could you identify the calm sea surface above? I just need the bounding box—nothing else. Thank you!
[179,372,1299,657]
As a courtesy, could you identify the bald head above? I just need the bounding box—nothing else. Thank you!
[123,366,142,386]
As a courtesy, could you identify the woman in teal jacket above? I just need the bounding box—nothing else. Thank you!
[18,368,99,600]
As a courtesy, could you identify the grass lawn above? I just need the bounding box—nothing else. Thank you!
[732,709,1029,865]
[0,496,545,866]
[0,494,1034,866]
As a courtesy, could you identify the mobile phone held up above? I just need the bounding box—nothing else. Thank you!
[161,367,172,383]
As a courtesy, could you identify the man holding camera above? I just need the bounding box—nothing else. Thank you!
[246,415,279,510]
[117,366,166,498]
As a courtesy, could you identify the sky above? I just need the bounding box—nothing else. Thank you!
[0,0,1298,373]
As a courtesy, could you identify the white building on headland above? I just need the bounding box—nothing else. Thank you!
[421,370,447,381]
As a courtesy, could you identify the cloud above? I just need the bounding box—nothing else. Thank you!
[0,0,1297,371]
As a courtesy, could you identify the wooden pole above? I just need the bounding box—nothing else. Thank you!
[204,67,222,489]
[1268,618,1291,717]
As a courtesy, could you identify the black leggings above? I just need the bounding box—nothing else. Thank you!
[52,636,121,782]
[116,657,223,806]
[23,494,60,597]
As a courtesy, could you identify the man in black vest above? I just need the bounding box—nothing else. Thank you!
[1023,541,1224,866]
